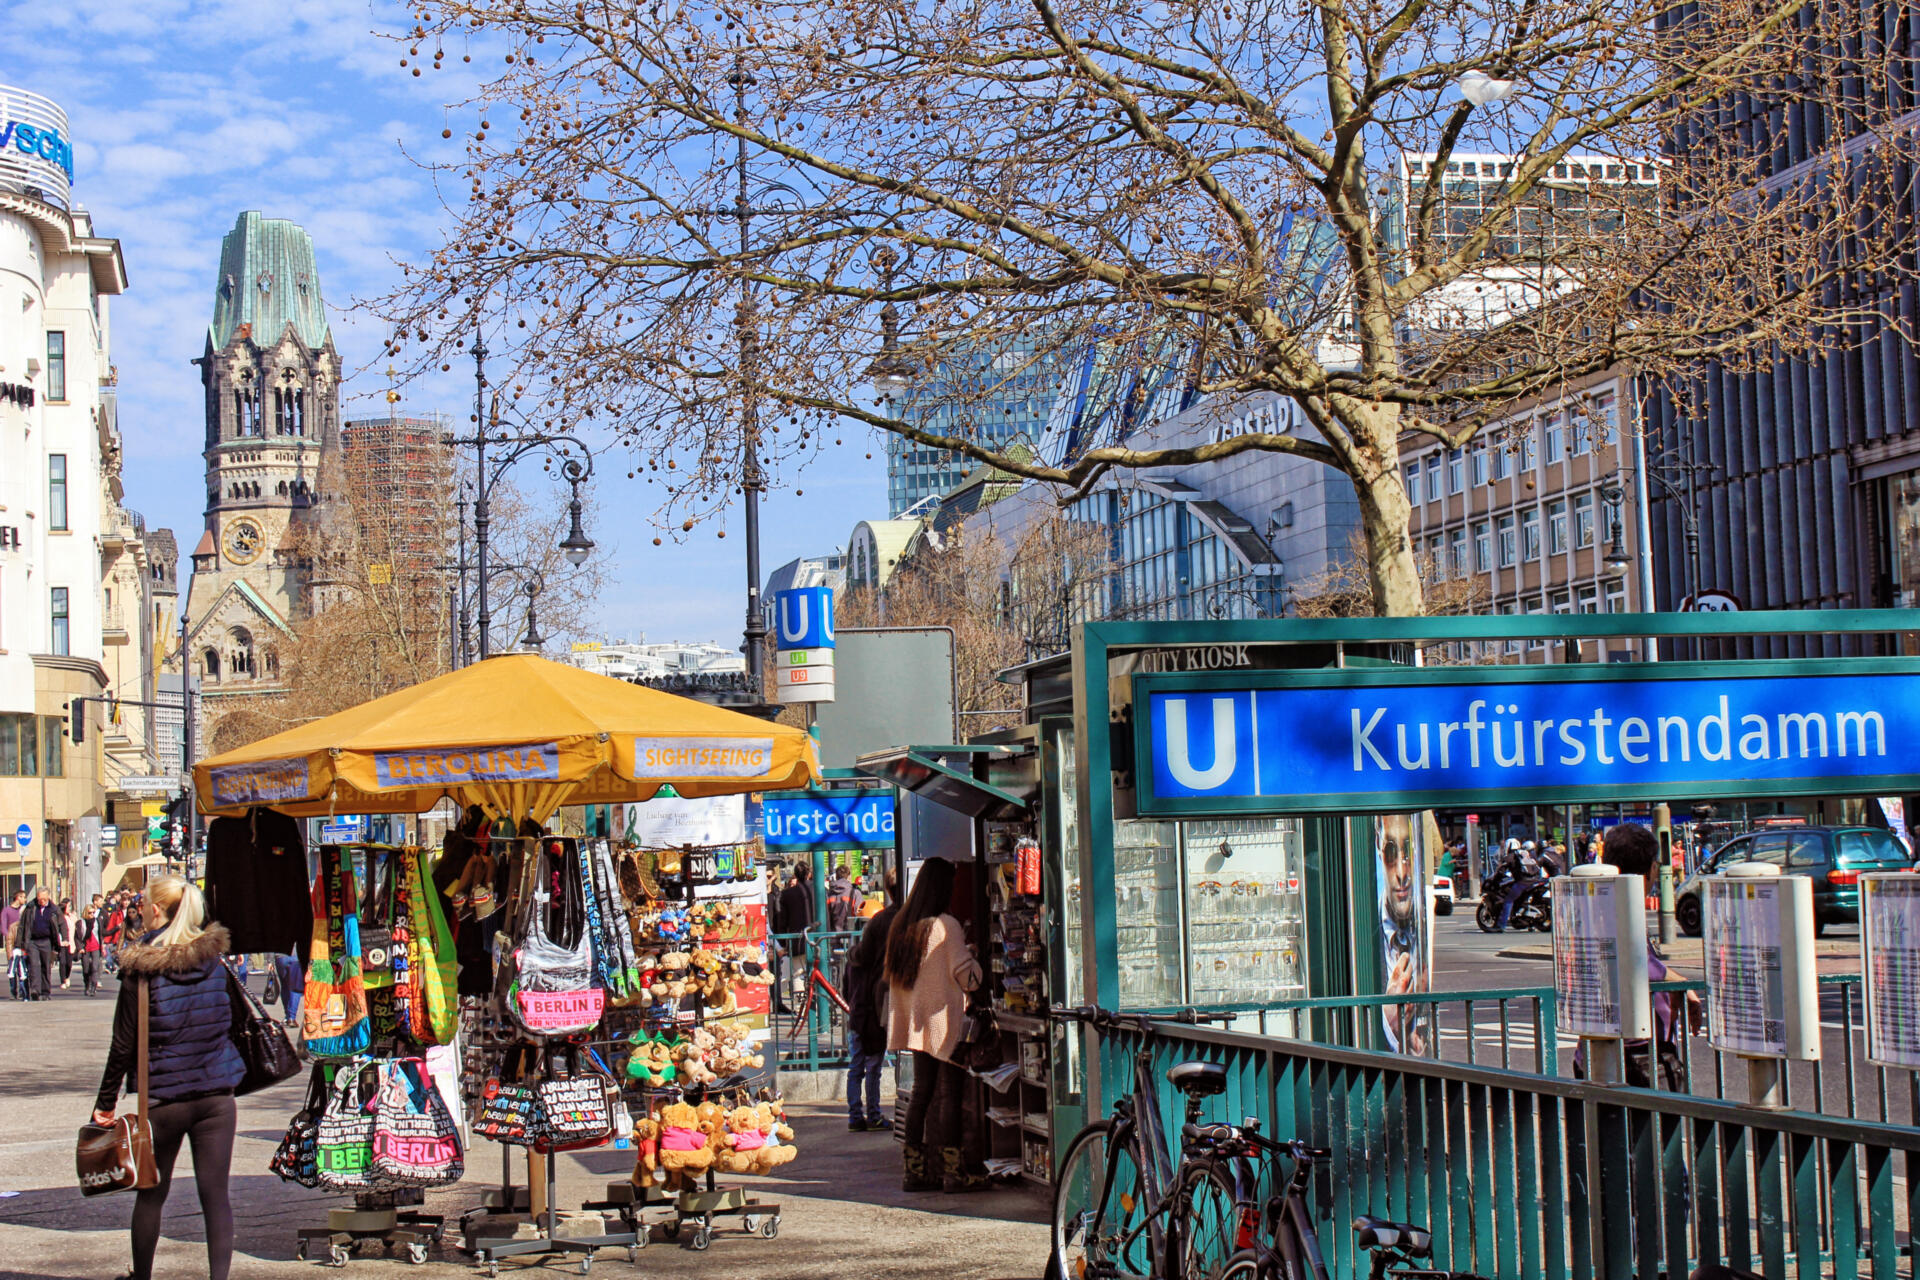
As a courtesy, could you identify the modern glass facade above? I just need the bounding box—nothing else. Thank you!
[1069,486,1283,621]
[885,336,1061,517]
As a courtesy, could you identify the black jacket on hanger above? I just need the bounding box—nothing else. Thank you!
[204,808,313,958]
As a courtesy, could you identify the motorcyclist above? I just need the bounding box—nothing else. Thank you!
[1493,839,1543,932]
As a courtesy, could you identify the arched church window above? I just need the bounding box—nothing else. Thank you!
[204,648,221,680]
[228,627,256,678]
[264,648,280,678]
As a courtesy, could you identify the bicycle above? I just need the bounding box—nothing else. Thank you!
[1048,1004,1241,1280]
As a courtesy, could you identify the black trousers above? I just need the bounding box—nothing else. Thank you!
[80,949,101,994]
[130,1093,236,1280]
[904,1051,967,1150]
[25,939,55,997]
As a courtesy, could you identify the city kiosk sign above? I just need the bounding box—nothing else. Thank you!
[1133,660,1920,815]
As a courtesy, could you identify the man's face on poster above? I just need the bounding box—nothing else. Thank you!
[1382,815,1415,928]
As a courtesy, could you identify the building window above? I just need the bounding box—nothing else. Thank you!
[48,454,67,531]
[1424,454,1440,503]
[1447,449,1464,494]
[1497,515,1517,567]
[1522,508,1541,561]
[1405,463,1421,505]
[50,587,68,656]
[0,714,37,777]
[1426,535,1445,579]
[1577,584,1601,613]
[1492,443,1511,481]
[1471,444,1489,487]
[1550,588,1573,614]
[1448,527,1468,579]
[46,332,66,402]
[1473,521,1492,573]
[1520,423,1538,472]
[1574,492,1596,549]
[204,648,221,681]
[1526,598,1547,649]
[1596,393,1619,445]
[1544,415,1566,464]
[40,716,62,778]
[1547,499,1568,555]
[1498,601,1522,654]
[1574,415,1593,455]
[1605,577,1629,613]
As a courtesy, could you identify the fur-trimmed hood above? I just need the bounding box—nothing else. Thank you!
[117,923,231,977]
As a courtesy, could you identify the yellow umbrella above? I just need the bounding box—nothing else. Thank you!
[192,652,818,823]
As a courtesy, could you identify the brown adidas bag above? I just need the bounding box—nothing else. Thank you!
[76,977,158,1196]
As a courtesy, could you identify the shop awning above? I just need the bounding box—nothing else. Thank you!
[853,746,1028,820]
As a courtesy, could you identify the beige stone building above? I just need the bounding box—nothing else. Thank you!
[1401,369,1650,662]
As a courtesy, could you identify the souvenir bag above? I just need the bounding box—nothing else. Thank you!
[314,1060,384,1192]
[583,838,641,1004]
[302,848,372,1058]
[226,958,301,1096]
[510,839,605,1036]
[385,851,418,1040]
[532,1046,615,1153]
[406,848,459,1044]
[269,1064,330,1187]
[370,1057,465,1186]
[472,1045,544,1146]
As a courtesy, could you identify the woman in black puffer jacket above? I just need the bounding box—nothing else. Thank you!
[93,875,245,1280]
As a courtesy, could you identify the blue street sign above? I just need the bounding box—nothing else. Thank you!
[15,823,30,848]
[1135,663,1920,815]
[773,587,835,651]
[761,792,895,850]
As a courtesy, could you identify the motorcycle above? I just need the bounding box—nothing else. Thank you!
[1475,869,1552,933]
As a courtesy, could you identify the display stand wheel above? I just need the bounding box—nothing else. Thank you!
[328,1241,350,1268]
[662,1219,680,1241]
[407,1241,430,1265]
[577,1248,595,1274]
[761,1214,780,1239]
[688,1220,712,1252]
[627,1244,643,1263]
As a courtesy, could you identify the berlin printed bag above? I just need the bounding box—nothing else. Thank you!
[471,1046,544,1147]
[314,1062,384,1192]
[532,1048,615,1153]
[268,1065,330,1188]
[303,848,373,1059]
[370,1058,464,1187]
[511,840,605,1036]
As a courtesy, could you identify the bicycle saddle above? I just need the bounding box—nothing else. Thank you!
[1353,1215,1433,1258]
[1165,1061,1228,1097]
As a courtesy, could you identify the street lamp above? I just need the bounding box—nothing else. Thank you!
[559,460,594,568]
[1599,483,1636,579]
[521,576,547,652]
[864,248,912,401]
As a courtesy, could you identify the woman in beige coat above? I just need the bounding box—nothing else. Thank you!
[884,857,985,1192]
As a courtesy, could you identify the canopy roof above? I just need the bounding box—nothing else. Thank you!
[192,653,818,821]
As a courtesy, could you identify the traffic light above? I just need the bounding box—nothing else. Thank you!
[68,698,84,744]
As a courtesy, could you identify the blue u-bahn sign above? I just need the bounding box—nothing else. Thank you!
[762,791,895,850]
[1133,661,1920,815]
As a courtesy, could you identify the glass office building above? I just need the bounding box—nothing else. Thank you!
[885,336,1062,517]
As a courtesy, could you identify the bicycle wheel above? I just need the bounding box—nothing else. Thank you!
[1053,1120,1151,1280]
[1174,1157,1250,1280]
[1215,1251,1262,1280]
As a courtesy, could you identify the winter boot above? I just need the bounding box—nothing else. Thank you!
[940,1145,992,1193]
[901,1142,939,1192]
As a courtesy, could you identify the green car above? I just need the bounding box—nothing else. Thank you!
[1675,825,1916,937]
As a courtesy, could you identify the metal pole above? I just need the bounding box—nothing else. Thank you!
[472,336,492,660]
[455,490,472,668]
[735,59,767,696]
[1653,801,1676,945]
[181,610,197,872]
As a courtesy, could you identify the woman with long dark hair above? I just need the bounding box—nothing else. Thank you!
[93,875,244,1280]
[884,857,985,1192]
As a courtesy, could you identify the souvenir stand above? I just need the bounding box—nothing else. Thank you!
[193,654,820,1273]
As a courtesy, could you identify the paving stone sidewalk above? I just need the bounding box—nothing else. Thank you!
[0,977,1047,1279]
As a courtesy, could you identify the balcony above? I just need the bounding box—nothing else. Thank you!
[102,607,129,646]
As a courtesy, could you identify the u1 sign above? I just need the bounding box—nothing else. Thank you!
[1132,661,1920,816]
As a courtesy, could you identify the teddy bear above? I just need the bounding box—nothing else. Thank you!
[695,1100,730,1161]
[673,1028,717,1086]
[630,1116,665,1187]
[714,1106,766,1174]
[656,1101,713,1177]
[723,944,776,985]
[708,1022,764,1077]
[625,1033,678,1087]
[750,1102,796,1171]
[656,951,692,1001]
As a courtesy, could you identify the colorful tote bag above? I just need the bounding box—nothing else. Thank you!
[302,848,372,1058]
[407,848,459,1044]
[532,1047,615,1153]
[370,1058,464,1187]
[268,1064,329,1188]
[472,1046,544,1147]
[582,838,642,1004]
[314,1061,383,1192]
[510,840,605,1036]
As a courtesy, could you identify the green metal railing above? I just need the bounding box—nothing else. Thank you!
[767,929,865,1071]
[1094,1013,1920,1280]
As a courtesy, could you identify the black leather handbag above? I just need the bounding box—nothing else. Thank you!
[227,960,301,1096]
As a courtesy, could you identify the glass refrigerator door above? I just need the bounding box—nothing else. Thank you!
[1115,818,1184,1008]
[1184,819,1309,1008]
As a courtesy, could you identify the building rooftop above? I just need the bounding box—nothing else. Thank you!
[208,212,331,351]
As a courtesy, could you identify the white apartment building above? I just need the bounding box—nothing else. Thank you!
[566,638,746,682]
[0,85,129,898]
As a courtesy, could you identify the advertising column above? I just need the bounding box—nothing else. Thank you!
[1701,863,1819,1105]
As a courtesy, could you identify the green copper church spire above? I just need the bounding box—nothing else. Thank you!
[207,211,331,350]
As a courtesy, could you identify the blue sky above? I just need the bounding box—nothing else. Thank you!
[18,0,883,647]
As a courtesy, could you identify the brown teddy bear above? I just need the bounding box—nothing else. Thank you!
[656,951,692,1000]
[695,1100,730,1162]
[630,1116,665,1187]
[751,1102,796,1171]
[714,1106,766,1174]
[673,1028,717,1086]
[656,1101,713,1177]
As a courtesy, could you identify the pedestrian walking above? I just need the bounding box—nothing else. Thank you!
[826,864,856,934]
[92,874,245,1280]
[1,891,24,1001]
[775,861,817,1013]
[843,868,898,1132]
[23,886,61,999]
[77,894,105,995]
[104,893,127,974]
[58,896,76,989]
[885,856,987,1193]
[271,947,303,1026]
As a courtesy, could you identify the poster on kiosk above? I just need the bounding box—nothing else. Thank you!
[1860,872,1920,1069]
[1701,864,1819,1060]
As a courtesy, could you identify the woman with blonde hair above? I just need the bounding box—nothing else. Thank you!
[92,875,245,1280]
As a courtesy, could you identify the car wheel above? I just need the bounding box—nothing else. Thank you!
[1813,915,1827,939]
[1435,900,1453,917]
[1676,894,1702,937]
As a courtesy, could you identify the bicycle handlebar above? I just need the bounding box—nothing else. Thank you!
[1050,1004,1240,1031]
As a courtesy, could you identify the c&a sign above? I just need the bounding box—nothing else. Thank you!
[1134,661,1920,816]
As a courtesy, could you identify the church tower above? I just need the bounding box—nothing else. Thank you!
[181,212,342,752]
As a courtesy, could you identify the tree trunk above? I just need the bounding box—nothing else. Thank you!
[1352,460,1426,618]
